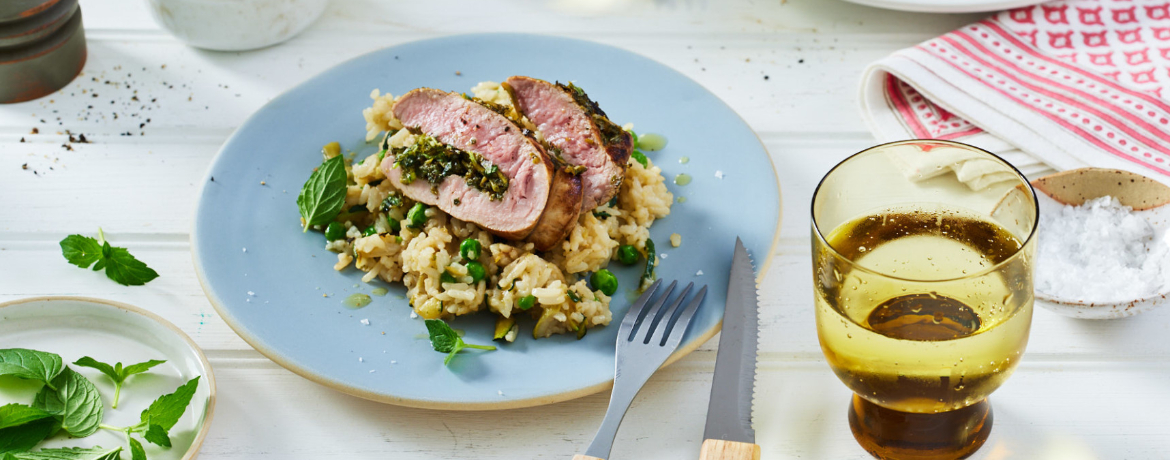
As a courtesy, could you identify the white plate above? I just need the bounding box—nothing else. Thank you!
[842,0,1045,13]
[0,297,215,459]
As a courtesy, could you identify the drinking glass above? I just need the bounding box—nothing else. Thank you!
[811,140,1038,460]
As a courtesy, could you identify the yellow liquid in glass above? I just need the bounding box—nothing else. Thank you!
[815,207,1033,414]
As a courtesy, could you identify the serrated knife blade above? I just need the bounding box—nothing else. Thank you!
[699,237,760,460]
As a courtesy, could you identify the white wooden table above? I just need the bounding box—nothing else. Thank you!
[3,1,1167,458]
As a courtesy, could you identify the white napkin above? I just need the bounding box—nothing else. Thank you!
[860,0,1170,188]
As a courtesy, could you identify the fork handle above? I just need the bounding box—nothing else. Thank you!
[572,456,603,460]
[699,439,761,460]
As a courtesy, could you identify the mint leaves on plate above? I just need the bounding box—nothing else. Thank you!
[60,229,158,287]
[0,349,199,460]
[424,319,496,366]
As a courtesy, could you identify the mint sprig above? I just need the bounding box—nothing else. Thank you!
[73,358,165,409]
[59,229,158,286]
[424,319,496,365]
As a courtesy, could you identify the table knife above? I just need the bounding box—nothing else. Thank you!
[699,238,761,460]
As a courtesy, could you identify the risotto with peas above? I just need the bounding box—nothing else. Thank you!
[298,76,672,343]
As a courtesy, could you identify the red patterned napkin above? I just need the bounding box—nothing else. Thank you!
[861,0,1170,185]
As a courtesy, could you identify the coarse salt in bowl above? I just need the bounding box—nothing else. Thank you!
[1030,168,1170,319]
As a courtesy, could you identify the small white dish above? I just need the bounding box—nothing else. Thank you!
[0,297,216,459]
[145,0,330,51]
[1030,168,1170,320]
[841,0,1044,13]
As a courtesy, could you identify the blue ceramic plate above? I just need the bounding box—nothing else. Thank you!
[193,34,781,410]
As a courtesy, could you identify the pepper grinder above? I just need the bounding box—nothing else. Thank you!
[0,0,86,104]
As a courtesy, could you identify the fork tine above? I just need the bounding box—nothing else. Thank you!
[618,279,661,338]
[662,285,707,348]
[645,282,693,345]
[629,280,676,342]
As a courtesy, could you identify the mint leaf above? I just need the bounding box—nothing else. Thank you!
[120,360,165,377]
[59,231,158,286]
[70,358,117,383]
[10,446,122,460]
[99,243,159,286]
[142,424,169,448]
[140,377,199,432]
[0,405,52,431]
[297,155,348,231]
[0,418,57,454]
[31,388,62,417]
[59,236,102,269]
[45,368,103,438]
[424,320,459,353]
[0,350,63,388]
[424,320,495,366]
[127,437,146,460]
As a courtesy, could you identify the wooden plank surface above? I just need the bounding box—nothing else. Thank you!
[1,0,1162,458]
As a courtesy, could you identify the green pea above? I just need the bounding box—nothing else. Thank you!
[631,150,648,168]
[517,294,536,311]
[387,216,401,233]
[466,261,486,283]
[363,225,377,237]
[440,271,457,285]
[590,269,618,296]
[325,222,346,241]
[407,203,428,228]
[460,238,482,261]
[617,245,639,265]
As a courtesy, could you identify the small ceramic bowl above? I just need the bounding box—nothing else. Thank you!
[144,0,330,51]
[1032,168,1170,319]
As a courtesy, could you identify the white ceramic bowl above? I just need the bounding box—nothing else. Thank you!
[145,0,330,51]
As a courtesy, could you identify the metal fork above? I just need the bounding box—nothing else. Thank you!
[574,279,709,460]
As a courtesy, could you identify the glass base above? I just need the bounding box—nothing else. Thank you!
[847,395,992,460]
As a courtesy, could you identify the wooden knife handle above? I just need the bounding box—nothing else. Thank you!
[572,455,604,460]
[699,439,761,460]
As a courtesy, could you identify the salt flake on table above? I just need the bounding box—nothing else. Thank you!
[247,291,255,296]
[358,357,363,362]
[715,170,725,179]
[242,247,247,252]
[360,318,370,325]
[696,270,704,276]
[410,311,418,319]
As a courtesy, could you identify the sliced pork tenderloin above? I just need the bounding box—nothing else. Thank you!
[505,76,633,211]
